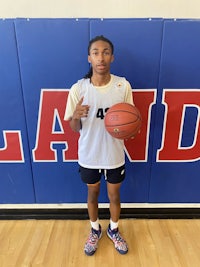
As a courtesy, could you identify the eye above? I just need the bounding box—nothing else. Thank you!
[92,52,98,56]
[104,51,111,56]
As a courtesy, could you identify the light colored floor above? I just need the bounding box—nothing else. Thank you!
[0,219,200,267]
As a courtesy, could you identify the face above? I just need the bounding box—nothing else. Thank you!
[88,40,114,75]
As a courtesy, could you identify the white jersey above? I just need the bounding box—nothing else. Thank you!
[64,74,134,169]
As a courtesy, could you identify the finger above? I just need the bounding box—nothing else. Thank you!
[78,97,84,106]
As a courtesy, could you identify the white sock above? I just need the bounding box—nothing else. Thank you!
[90,219,99,231]
[110,219,119,230]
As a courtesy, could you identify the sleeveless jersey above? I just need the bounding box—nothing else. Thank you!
[64,74,134,169]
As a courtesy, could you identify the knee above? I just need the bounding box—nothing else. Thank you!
[108,192,120,204]
[88,187,100,203]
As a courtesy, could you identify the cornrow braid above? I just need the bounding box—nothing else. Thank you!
[84,67,93,79]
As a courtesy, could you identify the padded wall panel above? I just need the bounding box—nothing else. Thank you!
[90,19,163,202]
[0,19,35,203]
[149,20,200,202]
[15,19,89,203]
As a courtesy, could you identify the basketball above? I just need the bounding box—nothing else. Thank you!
[104,103,142,139]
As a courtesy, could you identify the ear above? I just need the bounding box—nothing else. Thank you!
[88,55,91,63]
[111,55,114,63]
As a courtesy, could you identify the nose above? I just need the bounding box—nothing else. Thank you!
[98,53,104,61]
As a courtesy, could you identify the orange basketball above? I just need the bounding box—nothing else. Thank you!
[104,103,142,139]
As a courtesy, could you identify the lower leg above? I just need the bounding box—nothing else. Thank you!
[107,182,121,228]
[110,201,121,223]
[87,182,100,229]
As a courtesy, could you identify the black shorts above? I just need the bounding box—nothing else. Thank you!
[79,165,125,184]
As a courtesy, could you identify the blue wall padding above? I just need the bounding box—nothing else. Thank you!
[14,19,89,203]
[0,19,35,203]
[0,18,200,204]
[150,20,200,202]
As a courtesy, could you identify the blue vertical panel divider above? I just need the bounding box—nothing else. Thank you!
[0,19,35,203]
[149,20,200,202]
[90,19,163,202]
[15,19,90,203]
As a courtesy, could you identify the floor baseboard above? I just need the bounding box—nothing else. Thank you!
[0,208,200,220]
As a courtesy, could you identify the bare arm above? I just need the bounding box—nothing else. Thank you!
[69,97,90,132]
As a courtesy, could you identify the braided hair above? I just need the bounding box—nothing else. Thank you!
[84,35,114,79]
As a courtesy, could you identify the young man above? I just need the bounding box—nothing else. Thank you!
[64,35,134,256]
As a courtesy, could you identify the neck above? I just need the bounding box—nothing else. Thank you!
[91,74,111,86]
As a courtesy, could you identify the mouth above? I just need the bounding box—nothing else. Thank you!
[97,64,106,69]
